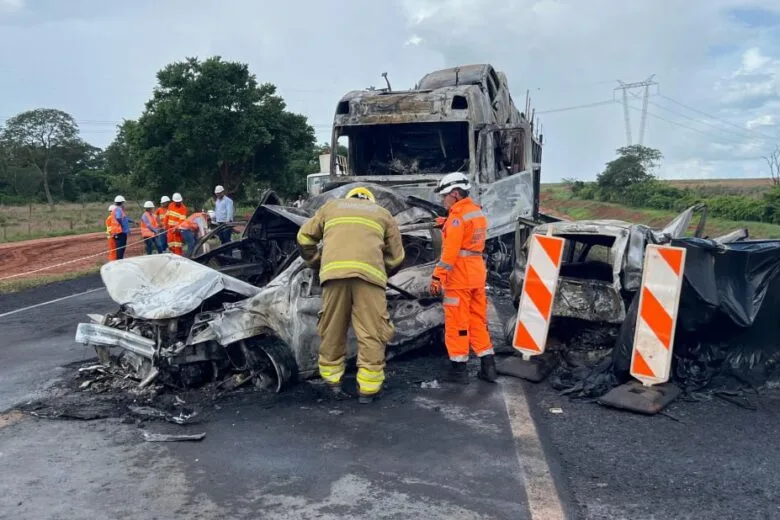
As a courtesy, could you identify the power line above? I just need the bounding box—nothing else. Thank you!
[643,98,766,143]
[536,99,616,114]
[658,94,779,142]
[623,102,762,151]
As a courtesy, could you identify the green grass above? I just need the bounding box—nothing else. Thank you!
[542,187,780,239]
[0,266,101,294]
[0,201,260,244]
[0,202,111,243]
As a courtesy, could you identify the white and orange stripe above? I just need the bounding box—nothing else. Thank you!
[512,233,565,357]
[630,244,687,386]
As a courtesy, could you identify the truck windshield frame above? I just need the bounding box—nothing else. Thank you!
[336,121,471,177]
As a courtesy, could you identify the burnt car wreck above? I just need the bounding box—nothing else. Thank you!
[75,63,548,393]
[505,203,780,400]
[509,203,748,324]
[75,184,447,391]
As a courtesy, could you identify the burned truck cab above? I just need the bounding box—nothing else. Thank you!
[328,64,543,242]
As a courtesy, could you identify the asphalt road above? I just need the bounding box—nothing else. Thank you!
[1,277,779,519]
[0,277,570,520]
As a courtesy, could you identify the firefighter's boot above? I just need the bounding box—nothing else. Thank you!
[477,354,498,383]
[443,361,469,385]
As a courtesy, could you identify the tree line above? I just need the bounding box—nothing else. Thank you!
[0,56,326,206]
[567,145,780,225]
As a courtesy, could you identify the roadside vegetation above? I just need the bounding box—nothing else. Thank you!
[0,56,334,243]
[0,202,257,243]
[552,144,780,238]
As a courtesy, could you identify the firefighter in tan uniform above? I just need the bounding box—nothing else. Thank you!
[296,187,405,403]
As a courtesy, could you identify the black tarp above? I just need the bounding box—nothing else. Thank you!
[549,238,780,396]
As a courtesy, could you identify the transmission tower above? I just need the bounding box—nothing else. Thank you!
[614,75,657,146]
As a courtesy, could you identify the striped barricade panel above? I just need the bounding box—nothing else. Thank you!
[512,233,565,357]
[630,244,687,386]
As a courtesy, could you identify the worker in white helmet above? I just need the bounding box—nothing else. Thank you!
[430,172,496,384]
[156,196,171,251]
[111,195,132,259]
[166,193,188,255]
[140,201,164,255]
[106,204,118,261]
[213,185,234,244]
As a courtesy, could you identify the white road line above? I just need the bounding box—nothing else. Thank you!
[501,378,567,520]
[0,288,105,319]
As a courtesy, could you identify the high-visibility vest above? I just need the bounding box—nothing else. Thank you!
[179,212,208,234]
[106,209,123,236]
[155,207,169,228]
[140,212,160,238]
[166,203,188,229]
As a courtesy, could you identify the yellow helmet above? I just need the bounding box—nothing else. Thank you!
[345,187,375,202]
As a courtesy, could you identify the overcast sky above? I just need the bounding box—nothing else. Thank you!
[1,0,779,181]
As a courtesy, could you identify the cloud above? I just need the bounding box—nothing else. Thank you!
[747,114,776,128]
[0,0,22,13]
[405,35,423,46]
[0,0,778,183]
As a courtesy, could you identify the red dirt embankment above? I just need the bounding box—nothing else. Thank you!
[0,232,145,282]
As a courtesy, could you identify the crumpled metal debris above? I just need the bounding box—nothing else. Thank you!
[142,432,205,442]
[75,184,447,393]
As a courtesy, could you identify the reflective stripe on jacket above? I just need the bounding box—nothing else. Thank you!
[106,210,123,236]
[140,212,160,238]
[155,207,169,228]
[296,198,405,288]
[432,197,488,289]
[166,203,188,228]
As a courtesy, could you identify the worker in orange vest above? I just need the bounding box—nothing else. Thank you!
[156,196,171,251]
[111,195,132,260]
[140,201,164,255]
[179,210,211,255]
[105,204,120,261]
[429,172,497,384]
[165,192,188,255]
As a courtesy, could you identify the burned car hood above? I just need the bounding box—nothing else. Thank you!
[100,254,260,320]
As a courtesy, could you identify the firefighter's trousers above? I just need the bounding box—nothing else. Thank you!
[318,278,394,396]
[442,287,494,362]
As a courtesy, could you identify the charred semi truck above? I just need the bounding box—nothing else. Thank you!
[325,64,545,277]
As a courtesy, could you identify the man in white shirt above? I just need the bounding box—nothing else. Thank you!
[213,185,234,244]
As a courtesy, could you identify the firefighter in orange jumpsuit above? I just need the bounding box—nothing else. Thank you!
[105,204,119,261]
[429,172,497,384]
[165,192,188,255]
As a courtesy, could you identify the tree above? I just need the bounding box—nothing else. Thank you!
[1,109,83,205]
[597,145,662,202]
[764,146,780,187]
[123,56,316,200]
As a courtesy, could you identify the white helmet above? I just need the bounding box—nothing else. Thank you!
[108,204,116,212]
[434,172,471,195]
[114,195,126,203]
[160,195,171,204]
[214,185,225,194]
[207,210,216,220]
[172,192,183,202]
[144,201,155,209]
